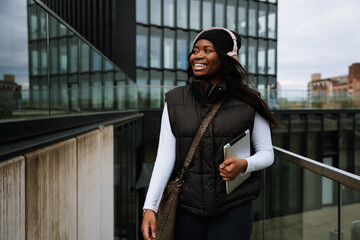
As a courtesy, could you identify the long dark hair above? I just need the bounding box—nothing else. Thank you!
[187,49,280,127]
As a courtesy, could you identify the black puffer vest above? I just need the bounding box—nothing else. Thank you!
[165,80,262,216]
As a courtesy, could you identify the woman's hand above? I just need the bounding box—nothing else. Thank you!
[141,209,157,240]
[219,157,248,181]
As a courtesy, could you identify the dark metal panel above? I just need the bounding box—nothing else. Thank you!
[113,0,136,80]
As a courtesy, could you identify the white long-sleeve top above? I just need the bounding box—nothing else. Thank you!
[143,103,274,213]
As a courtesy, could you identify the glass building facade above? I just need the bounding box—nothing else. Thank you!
[136,0,278,108]
[26,0,137,113]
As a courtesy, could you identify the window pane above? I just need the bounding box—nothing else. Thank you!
[59,39,68,73]
[150,0,161,25]
[239,38,247,69]
[69,37,78,73]
[150,27,162,68]
[40,10,46,39]
[41,43,47,75]
[258,3,267,38]
[137,69,149,109]
[202,0,212,29]
[136,26,148,67]
[190,31,198,50]
[226,0,236,31]
[50,40,58,74]
[237,1,247,35]
[248,39,257,73]
[190,0,200,30]
[29,6,38,40]
[176,71,187,85]
[164,71,175,95]
[31,47,39,76]
[268,5,277,39]
[49,15,58,38]
[164,0,175,27]
[81,41,90,72]
[249,2,257,37]
[164,29,175,69]
[91,76,102,109]
[258,40,266,74]
[177,30,188,70]
[136,0,148,24]
[268,40,276,74]
[215,0,225,27]
[177,0,188,28]
[92,50,101,72]
[150,71,162,108]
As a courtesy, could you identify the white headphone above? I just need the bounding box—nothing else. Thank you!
[193,27,239,61]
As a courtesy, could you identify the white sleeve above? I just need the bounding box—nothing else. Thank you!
[244,112,274,174]
[143,103,176,213]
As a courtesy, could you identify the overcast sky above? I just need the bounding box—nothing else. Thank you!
[277,0,360,91]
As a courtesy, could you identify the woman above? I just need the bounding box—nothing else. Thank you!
[141,27,278,240]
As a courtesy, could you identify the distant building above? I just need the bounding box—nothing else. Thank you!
[0,74,18,106]
[308,63,360,107]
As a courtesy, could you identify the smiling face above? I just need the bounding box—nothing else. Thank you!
[189,39,222,82]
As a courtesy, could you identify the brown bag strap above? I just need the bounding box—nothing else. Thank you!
[176,96,227,183]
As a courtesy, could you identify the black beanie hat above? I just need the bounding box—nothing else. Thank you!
[193,28,241,54]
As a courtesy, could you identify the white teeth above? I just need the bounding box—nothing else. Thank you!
[195,63,205,67]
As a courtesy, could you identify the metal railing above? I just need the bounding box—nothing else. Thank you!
[259,146,360,240]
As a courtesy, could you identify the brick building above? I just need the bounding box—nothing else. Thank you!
[308,63,360,107]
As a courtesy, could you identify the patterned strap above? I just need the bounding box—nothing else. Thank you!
[176,96,227,181]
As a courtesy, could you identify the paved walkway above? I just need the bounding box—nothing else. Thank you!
[251,203,360,240]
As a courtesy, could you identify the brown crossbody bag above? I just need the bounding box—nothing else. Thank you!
[155,96,227,240]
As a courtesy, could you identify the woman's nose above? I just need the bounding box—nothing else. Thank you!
[194,51,204,59]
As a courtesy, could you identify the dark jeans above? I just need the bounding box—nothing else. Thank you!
[175,202,253,240]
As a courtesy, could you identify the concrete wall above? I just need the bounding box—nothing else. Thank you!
[0,125,114,240]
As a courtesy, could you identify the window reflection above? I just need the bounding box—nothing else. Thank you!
[258,3,267,38]
[69,37,78,73]
[226,0,236,31]
[177,0,188,28]
[150,27,162,68]
[237,1,247,35]
[202,0,212,29]
[258,40,266,74]
[136,0,148,24]
[248,2,257,37]
[190,0,200,30]
[29,6,38,40]
[239,37,247,69]
[49,15,58,38]
[91,76,102,109]
[164,29,175,69]
[164,71,175,95]
[136,26,148,67]
[248,39,257,73]
[137,69,149,109]
[268,5,277,39]
[176,30,188,70]
[92,50,101,72]
[41,44,47,75]
[81,42,90,72]
[164,0,174,27]
[150,71,162,108]
[150,0,161,25]
[268,40,276,74]
[31,48,39,76]
[40,10,46,39]
[59,39,68,73]
[215,0,225,28]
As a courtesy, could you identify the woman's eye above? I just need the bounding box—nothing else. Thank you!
[205,49,213,53]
